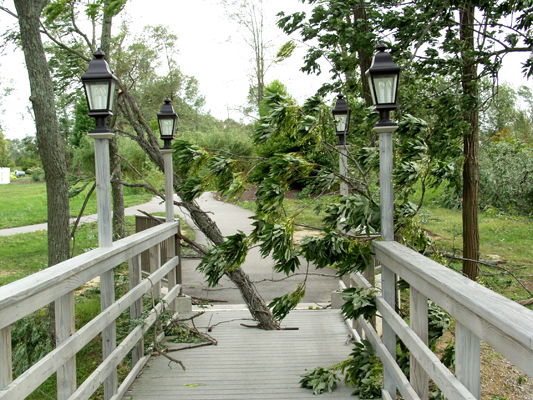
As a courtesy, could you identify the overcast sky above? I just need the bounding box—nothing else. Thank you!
[0,0,531,140]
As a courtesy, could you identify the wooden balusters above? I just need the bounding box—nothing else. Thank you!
[128,254,144,366]
[409,288,429,399]
[0,326,12,388]
[456,322,480,399]
[149,244,161,300]
[55,293,76,399]
[382,265,397,399]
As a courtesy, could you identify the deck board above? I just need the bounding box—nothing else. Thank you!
[125,308,359,399]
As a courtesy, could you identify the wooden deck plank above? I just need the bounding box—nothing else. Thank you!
[126,309,358,400]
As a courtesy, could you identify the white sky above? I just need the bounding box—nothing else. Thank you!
[0,0,531,140]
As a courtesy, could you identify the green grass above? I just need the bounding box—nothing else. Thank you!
[0,182,153,229]
[418,206,533,301]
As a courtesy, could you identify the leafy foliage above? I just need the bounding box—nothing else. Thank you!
[344,341,383,398]
[300,367,338,395]
[479,138,533,214]
[340,287,377,322]
[12,313,53,376]
[197,232,249,287]
[268,284,305,321]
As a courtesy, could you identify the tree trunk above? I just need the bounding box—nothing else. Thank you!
[460,4,480,280]
[353,1,373,107]
[101,0,125,239]
[118,90,279,329]
[14,0,70,267]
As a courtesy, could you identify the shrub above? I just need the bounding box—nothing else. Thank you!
[479,139,532,214]
[27,167,45,182]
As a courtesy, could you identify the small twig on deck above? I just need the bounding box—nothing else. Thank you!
[152,348,186,370]
[253,272,338,284]
[164,342,215,352]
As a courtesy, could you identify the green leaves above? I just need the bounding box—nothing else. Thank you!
[300,367,338,395]
[340,287,377,321]
[174,140,210,176]
[268,284,305,321]
[255,219,300,275]
[344,341,383,398]
[178,177,204,202]
[196,232,249,287]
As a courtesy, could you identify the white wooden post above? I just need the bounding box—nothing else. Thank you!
[377,124,398,398]
[162,149,178,312]
[128,255,144,365]
[364,258,377,330]
[90,132,118,399]
[55,293,76,399]
[409,288,429,399]
[456,322,480,399]
[149,244,162,300]
[162,149,174,223]
[338,144,349,196]
[0,326,12,388]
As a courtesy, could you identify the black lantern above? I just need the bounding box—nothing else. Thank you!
[365,43,400,125]
[157,99,178,149]
[332,94,350,145]
[81,49,117,118]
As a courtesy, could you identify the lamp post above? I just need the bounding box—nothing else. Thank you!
[157,99,180,308]
[332,94,351,196]
[365,42,400,241]
[157,98,178,222]
[366,42,402,400]
[81,49,118,399]
[81,49,118,247]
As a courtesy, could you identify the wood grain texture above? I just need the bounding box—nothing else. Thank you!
[379,130,394,241]
[381,265,397,398]
[149,244,161,300]
[0,258,179,400]
[349,272,475,400]
[409,288,428,400]
[127,310,357,400]
[129,255,143,366]
[69,285,181,400]
[0,222,179,330]
[55,292,76,399]
[0,327,11,387]
[373,241,533,376]
[456,323,480,399]
[93,137,113,248]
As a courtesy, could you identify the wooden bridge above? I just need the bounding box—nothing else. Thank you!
[0,220,532,400]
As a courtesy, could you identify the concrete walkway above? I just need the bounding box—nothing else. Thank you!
[0,193,339,304]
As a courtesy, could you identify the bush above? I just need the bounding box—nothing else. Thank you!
[27,167,45,182]
[179,126,254,157]
[479,139,532,214]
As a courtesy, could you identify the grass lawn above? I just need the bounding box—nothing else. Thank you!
[0,182,153,229]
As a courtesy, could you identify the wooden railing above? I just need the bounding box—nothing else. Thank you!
[342,240,533,400]
[0,221,181,400]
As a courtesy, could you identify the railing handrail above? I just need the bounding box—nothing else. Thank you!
[0,221,178,330]
[373,241,533,352]
[350,239,533,399]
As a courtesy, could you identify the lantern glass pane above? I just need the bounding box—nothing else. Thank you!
[334,114,348,132]
[109,81,116,112]
[86,82,109,110]
[367,75,377,105]
[373,75,397,104]
[159,118,174,137]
